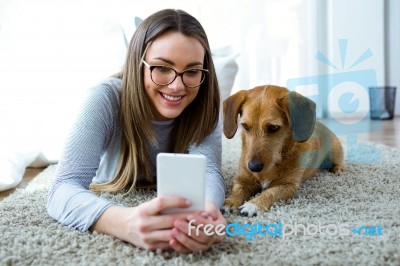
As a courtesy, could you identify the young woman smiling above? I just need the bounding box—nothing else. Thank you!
[46,9,226,253]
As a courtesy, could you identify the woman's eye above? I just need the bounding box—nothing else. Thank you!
[267,124,280,133]
[184,69,201,76]
[241,123,250,132]
[154,66,172,73]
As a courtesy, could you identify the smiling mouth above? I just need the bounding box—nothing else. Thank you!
[161,92,184,102]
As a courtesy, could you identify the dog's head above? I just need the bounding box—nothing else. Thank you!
[223,85,316,173]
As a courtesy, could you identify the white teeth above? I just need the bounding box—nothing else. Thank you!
[162,93,183,102]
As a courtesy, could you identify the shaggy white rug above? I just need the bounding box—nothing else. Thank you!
[1,135,399,266]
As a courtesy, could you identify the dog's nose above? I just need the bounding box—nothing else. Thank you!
[248,161,264,172]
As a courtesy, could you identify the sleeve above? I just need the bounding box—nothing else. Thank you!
[46,82,120,232]
[188,121,225,208]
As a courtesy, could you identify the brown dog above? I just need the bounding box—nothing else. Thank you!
[223,85,345,216]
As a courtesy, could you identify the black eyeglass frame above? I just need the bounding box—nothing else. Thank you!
[142,60,209,88]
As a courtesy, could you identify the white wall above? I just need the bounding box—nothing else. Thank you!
[386,0,400,115]
[0,1,130,160]
[325,0,386,118]
[227,0,318,94]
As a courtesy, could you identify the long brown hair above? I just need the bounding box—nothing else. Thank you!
[90,9,220,193]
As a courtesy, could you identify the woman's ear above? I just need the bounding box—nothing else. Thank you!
[279,91,316,142]
[223,90,247,139]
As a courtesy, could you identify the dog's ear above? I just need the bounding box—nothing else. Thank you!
[279,91,316,142]
[223,90,247,139]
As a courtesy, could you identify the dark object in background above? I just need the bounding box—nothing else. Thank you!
[369,86,397,120]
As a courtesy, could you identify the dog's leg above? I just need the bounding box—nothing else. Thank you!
[239,179,300,217]
[222,174,260,213]
[330,136,345,174]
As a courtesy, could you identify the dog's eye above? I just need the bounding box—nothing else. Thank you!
[267,124,280,133]
[241,123,250,132]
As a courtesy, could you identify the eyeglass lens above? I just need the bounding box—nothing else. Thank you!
[151,66,205,87]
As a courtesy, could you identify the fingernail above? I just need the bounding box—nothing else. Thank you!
[187,215,195,221]
[185,199,191,206]
[176,220,185,228]
[201,211,208,218]
[173,228,180,237]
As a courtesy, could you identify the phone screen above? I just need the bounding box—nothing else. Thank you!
[156,153,206,214]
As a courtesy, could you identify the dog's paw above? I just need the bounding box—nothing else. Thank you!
[221,205,234,214]
[222,198,241,214]
[331,165,345,175]
[238,203,259,217]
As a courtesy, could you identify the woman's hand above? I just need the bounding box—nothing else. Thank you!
[91,195,193,251]
[170,200,227,253]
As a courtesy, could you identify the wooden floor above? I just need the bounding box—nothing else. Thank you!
[321,116,400,148]
[0,167,46,201]
[1,116,400,202]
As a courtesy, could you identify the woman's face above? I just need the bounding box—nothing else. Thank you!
[143,31,205,121]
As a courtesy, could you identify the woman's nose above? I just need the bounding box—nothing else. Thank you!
[168,75,185,91]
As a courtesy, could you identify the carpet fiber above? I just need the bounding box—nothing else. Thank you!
[1,135,400,265]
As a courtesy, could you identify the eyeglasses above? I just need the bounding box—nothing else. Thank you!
[142,60,208,88]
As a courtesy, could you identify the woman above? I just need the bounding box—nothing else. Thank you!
[47,9,226,253]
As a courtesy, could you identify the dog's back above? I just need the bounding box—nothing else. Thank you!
[298,121,345,182]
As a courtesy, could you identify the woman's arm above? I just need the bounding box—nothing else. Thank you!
[46,79,121,231]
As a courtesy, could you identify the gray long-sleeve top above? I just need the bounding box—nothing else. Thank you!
[46,77,225,232]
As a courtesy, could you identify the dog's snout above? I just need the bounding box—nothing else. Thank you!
[248,160,264,172]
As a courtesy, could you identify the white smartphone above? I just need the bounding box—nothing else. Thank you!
[156,153,206,214]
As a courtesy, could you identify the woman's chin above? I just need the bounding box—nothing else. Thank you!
[154,109,183,121]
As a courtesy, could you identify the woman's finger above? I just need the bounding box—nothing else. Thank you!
[171,228,210,252]
[176,217,211,244]
[169,238,191,254]
[138,229,173,244]
[204,200,223,221]
[136,213,191,232]
[184,213,226,244]
[141,195,191,216]
[136,215,174,232]
[143,241,173,251]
